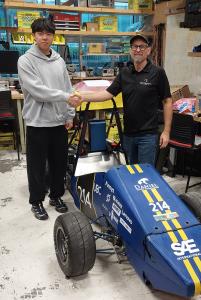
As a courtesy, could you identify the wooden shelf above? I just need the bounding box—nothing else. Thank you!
[188,52,201,57]
[190,28,201,32]
[1,27,154,37]
[4,1,153,15]
[165,8,185,15]
[0,26,18,31]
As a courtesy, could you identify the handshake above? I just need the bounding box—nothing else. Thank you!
[68,91,83,108]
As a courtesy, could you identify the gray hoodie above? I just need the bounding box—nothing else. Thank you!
[18,44,75,127]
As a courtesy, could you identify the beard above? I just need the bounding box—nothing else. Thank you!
[132,55,144,64]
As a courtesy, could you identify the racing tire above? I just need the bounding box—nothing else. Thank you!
[179,192,201,220]
[54,211,96,278]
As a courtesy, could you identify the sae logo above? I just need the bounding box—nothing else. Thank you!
[171,239,200,257]
[134,177,159,191]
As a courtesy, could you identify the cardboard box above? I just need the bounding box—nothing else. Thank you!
[0,132,14,150]
[88,0,114,7]
[12,33,34,44]
[128,0,153,11]
[0,144,14,150]
[52,34,65,45]
[53,13,80,30]
[170,85,191,102]
[86,22,99,32]
[75,0,87,6]
[17,11,41,28]
[88,43,105,53]
[53,13,80,23]
[62,0,87,6]
[94,16,118,32]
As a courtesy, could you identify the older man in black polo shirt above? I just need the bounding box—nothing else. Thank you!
[69,34,172,166]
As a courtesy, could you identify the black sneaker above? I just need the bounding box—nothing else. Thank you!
[31,202,48,220]
[49,197,68,213]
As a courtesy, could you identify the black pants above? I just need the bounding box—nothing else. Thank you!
[26,126,68,205]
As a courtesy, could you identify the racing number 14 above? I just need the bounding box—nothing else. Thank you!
[149,201,170,212]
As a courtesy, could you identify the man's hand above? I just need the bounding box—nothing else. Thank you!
[68,92,82,108]
[65,121,73,130]
[159,131,170,149]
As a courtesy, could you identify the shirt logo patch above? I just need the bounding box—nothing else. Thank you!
[139,79,152,86]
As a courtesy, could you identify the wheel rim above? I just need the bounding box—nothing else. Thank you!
[56,227,69,265]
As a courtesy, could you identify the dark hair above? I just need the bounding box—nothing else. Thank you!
[31,18,55,34]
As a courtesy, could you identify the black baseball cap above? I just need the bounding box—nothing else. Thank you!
[130,34,150,46]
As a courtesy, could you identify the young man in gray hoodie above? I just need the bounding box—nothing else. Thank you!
[18,18,75,220]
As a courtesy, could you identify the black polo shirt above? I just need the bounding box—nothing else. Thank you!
[107,60,171,136]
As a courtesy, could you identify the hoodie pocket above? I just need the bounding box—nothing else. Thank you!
[40,102,66,123]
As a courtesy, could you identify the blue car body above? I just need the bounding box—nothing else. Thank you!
[70,162,201,297]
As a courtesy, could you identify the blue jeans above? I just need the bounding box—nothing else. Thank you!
[123,134,158,166]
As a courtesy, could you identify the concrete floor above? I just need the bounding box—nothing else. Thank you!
[0,151,201,300]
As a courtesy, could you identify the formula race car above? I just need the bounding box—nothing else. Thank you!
[53,101,201,298]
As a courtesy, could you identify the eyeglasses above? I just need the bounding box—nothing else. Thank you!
[131,44,148,51]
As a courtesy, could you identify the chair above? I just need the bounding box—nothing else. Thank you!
[0,90,20,160]
[169,112,201,192]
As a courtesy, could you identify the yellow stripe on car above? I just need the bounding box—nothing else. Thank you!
[126,165,135,174]
[142,190,154,203]
[134,164,143,173]
[171,219,188,241]
[151,188,163,202]
[194,257,201,273]
[183,259,201,295]
[161,220,178,243]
